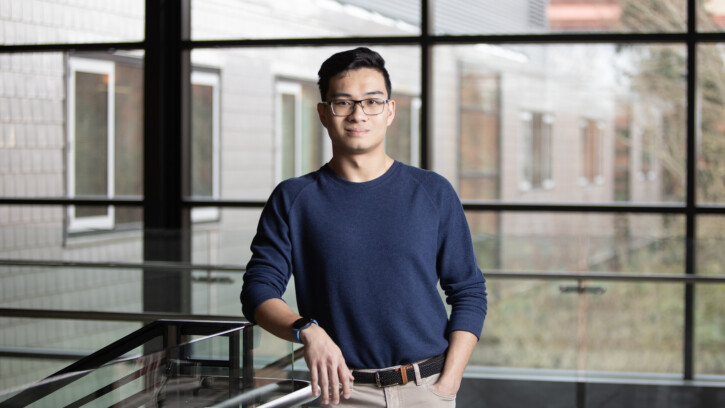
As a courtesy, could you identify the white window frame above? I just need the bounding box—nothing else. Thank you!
[409,97,422,167]
[67,58,115,232]
[275,81,304,182]
[519,111,554,191]
[190,71,221,223]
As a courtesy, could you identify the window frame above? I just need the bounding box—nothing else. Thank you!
[190,70,222,223]
[519,111,554,191]
[67,57,116,232]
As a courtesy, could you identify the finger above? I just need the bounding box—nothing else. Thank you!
[339,365,353,400]
[319,363,330,405]
[330,365,341,404]
[309,365,319,397]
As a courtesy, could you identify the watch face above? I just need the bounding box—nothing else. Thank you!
[293,317,312,330]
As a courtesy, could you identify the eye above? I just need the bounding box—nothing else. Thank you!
[365,99,384,105]
[333,100,353,107]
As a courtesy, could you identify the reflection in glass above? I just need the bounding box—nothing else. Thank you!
[434,44,686,203]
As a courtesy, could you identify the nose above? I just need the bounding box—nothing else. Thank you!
[348,101,367,119]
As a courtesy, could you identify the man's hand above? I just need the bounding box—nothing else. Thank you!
[431,330,478,397]
[300,324,354,405]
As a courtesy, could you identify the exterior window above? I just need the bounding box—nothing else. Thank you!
[276,81,326,181]
[68,57,220,231]
[68,58,116,231]
[385,94,420,166]
[519,111,553,191]
[580,119,604,186]
[459,71,500,200]
[191,71,221,222]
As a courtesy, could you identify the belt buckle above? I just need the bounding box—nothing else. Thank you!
[374,368,396,388]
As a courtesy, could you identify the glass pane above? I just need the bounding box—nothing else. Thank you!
[301,83,324,174]
[435,0,686,35]
[0,205,144,260]
[699,0,725,32]
[386,95,415,164]
[280,93,296,181]
[190,46,421,200]
[468,212,685,274]
[434,44,687,203]
[0,51,145,203]
[193,83,215,197]
[191,0,421,40]
[0,0,144,45]
[74,70,108,221]
[476,279,683,374]
[697,43,725,204]
[696,215,725,376]
[114,62,144,202]
[0,318,142,392]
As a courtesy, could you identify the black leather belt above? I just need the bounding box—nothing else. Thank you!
[352,354,446,387]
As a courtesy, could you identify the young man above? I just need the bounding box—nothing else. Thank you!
[241,47,487,407]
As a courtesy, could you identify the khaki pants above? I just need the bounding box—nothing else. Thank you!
[323,367,456,407]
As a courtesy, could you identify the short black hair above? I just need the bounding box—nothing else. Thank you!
[317,47,392,101]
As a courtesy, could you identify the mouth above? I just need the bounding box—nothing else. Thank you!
[345,128,368,136]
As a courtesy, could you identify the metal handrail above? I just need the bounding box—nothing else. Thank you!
[206,381,317,408]
[2,258,725,282]
[2,258,725,283]
[0,308,246,323]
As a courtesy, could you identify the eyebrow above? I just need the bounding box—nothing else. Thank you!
[330,90,385,99]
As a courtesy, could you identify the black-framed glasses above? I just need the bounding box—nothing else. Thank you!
[323,98,389,116]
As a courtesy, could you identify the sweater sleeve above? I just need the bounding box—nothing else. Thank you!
[436,182,488,339]
[240,185,294,323]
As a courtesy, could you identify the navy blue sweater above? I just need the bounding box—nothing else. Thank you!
[241,161,487,369]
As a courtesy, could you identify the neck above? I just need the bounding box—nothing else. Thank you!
[328,154,394,183]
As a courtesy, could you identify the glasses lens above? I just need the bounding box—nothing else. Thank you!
[361,99,385,115]
[330,99,386,116]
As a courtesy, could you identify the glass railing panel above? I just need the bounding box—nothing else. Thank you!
[0,318,143,392]
[0,325,312,407]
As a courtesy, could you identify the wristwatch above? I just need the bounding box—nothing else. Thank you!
[292,317,318,344]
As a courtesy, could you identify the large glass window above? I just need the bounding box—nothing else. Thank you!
[4,0,725,390]
[67,56,220,231]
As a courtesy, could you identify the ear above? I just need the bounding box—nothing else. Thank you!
[385,99,396,127]
[317,102,329,128]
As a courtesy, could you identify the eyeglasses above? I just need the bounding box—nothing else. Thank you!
[323,98,389,116]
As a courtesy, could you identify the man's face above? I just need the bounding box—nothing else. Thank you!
[317,67,395,157]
